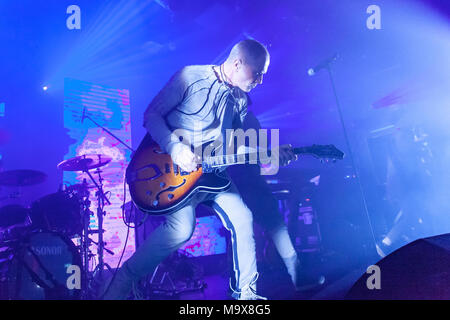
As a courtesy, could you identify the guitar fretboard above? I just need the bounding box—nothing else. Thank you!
[203,152,262,168]
[202,147,314,168]
[201,145,343,168]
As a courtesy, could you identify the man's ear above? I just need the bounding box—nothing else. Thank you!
[233,58,242,71]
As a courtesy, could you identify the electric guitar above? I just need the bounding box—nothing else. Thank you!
[126,134,344,215]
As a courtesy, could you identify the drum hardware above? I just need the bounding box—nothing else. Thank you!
[63,180,94,199]
[85,237,115,256]
[0,108,136,299]
[57,153,113,297]
[78,182,93,299]
[84,166,111,284]
[0,123,128,300]
[0,173,109,299]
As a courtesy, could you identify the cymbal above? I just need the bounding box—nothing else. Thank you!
[0,169,47,186]
[57,154,112,172]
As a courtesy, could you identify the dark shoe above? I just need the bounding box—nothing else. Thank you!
[295,272,326,292]
[283,255,325,292]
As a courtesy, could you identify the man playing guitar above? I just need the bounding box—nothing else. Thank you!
[104,39,296,300]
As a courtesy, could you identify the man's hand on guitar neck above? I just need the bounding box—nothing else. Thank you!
[275,144,298,167]
[169,143,200,172]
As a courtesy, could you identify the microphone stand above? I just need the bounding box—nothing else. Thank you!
[83,113,135,156]
[324,65,378,260]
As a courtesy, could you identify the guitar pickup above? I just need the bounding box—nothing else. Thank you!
[165,163,171,173]
[173,163,179,175]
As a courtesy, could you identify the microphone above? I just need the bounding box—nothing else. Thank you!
[81,107,86,123]
[307,53,339,76]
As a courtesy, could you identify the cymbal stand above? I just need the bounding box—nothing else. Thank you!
[82,164,111,282]
[79,188,92,299]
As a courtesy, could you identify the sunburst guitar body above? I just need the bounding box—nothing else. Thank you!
[126,135,230,215]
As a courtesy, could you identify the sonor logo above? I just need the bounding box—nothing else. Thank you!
[32,246,63,256]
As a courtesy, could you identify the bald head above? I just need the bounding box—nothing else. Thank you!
[223,39,270,92]
[226,39,270,71]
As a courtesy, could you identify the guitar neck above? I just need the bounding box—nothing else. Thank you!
[201,145,343,169]
[202,148,306,169]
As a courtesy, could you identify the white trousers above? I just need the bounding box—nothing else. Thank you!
[104,182,257,299]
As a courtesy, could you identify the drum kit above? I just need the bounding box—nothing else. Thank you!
[0,154,113,300]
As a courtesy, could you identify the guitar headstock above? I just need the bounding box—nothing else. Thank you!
[295,144,345,161]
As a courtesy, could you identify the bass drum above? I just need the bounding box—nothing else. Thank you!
[1,231,82,300]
